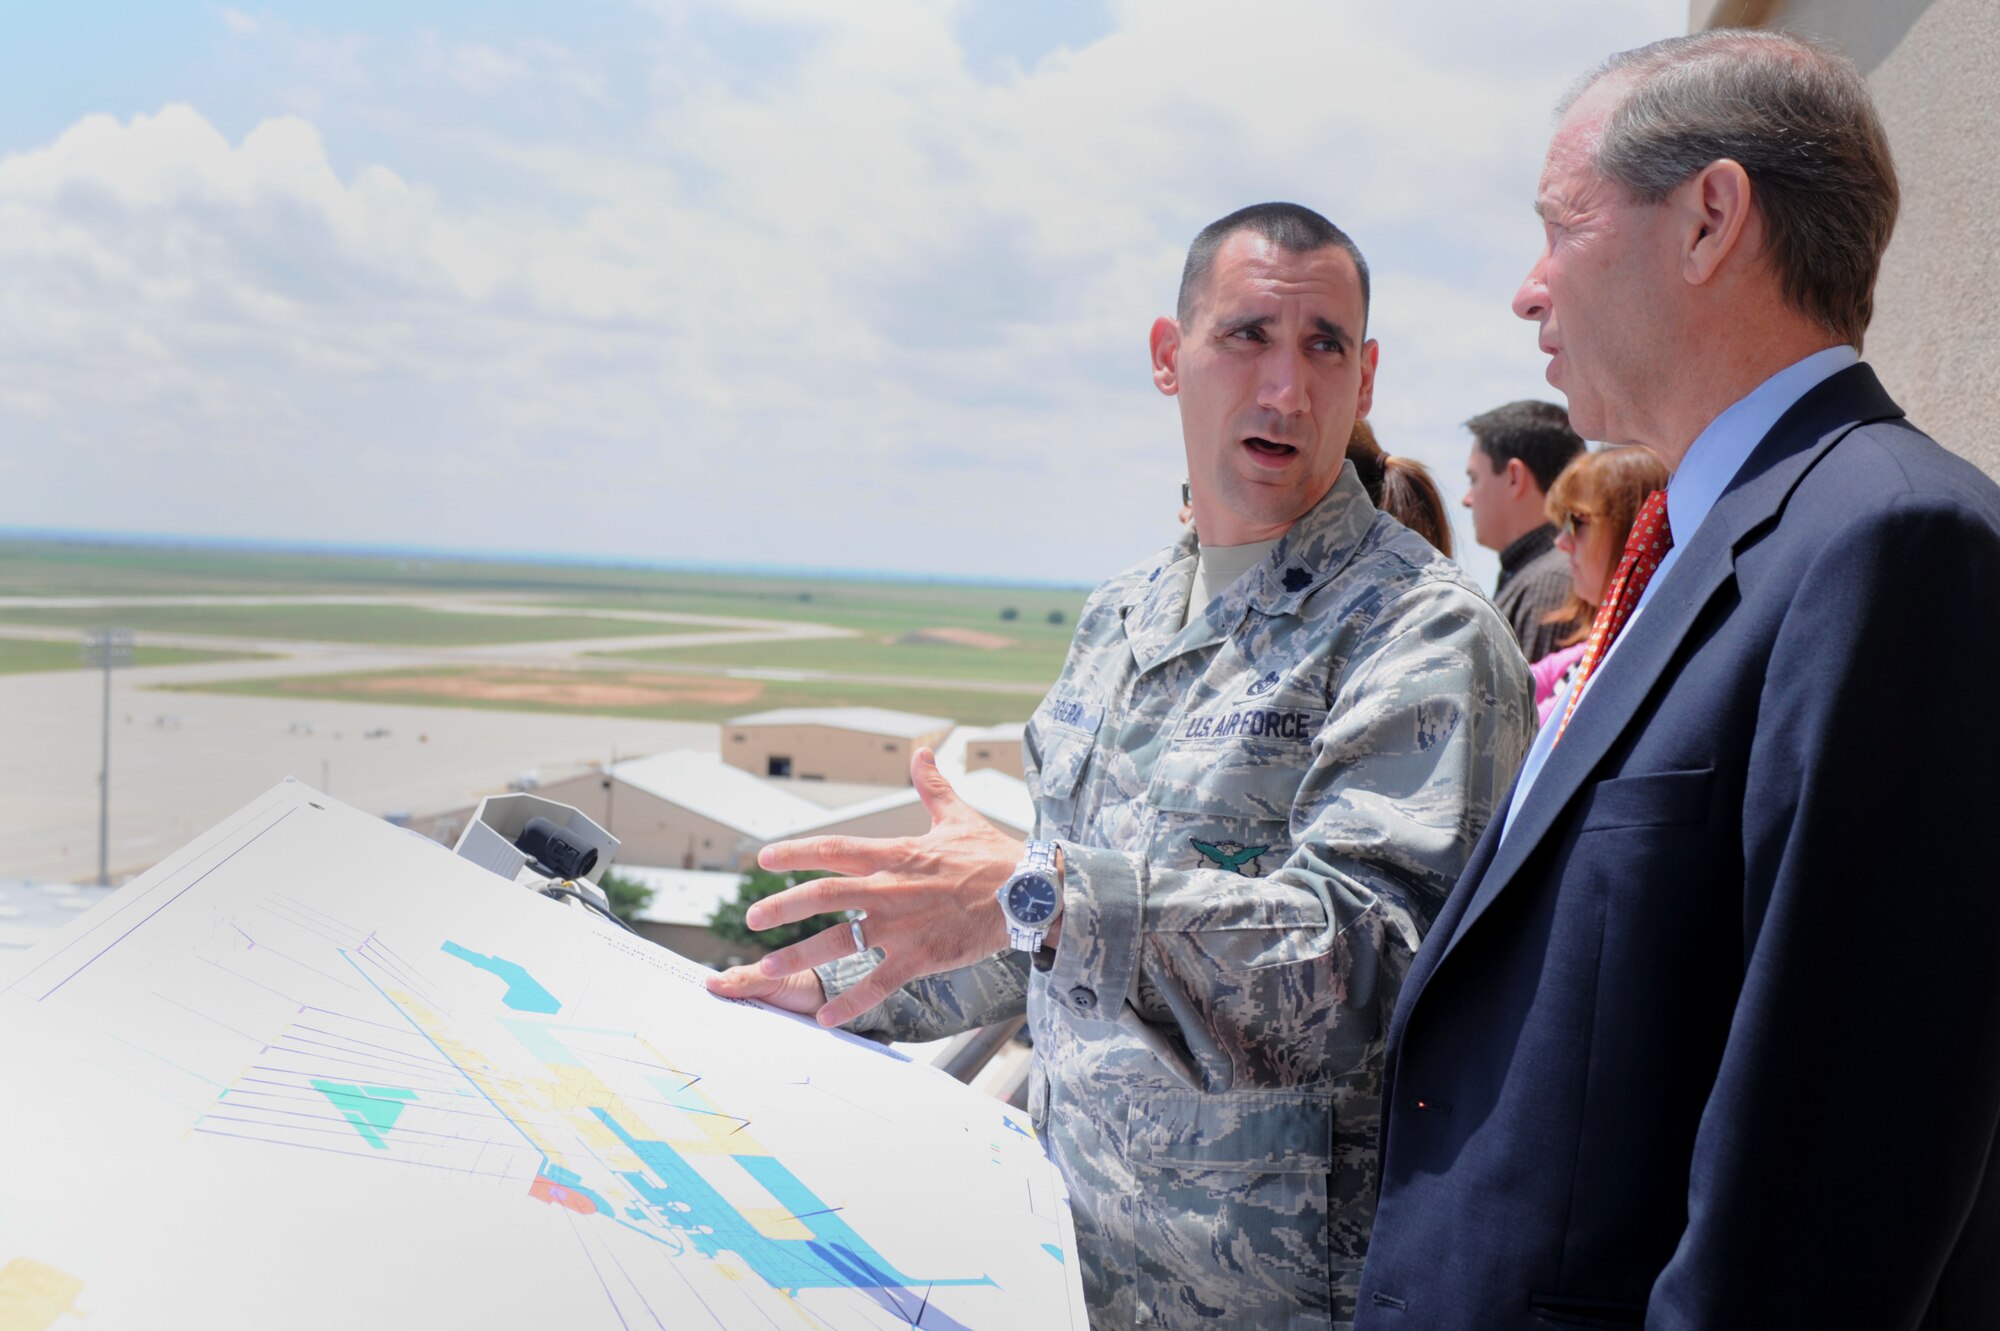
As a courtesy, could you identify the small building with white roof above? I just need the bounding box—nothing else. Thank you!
[721,706,955,786]
[616,864,753,968]
[955,721,1028,779]
[529,740,1037,874]
[531,748,976,871]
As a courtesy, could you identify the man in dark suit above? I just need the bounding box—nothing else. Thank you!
[1356,29,2000,1331]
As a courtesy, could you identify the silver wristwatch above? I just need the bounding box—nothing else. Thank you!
[996,839,1062,953]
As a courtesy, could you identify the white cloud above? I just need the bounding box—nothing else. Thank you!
[0,0,1685,587]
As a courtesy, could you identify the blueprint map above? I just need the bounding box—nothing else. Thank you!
[0,780,1084,1331]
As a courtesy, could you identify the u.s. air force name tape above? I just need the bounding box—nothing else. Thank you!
[1177,708,1324,742]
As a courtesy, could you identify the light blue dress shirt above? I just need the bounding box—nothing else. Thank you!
[1498,345,1861,843]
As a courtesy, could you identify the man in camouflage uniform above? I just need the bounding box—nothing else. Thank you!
[710,203,1534,1329]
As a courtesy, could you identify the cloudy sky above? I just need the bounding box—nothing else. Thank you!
[0,0,1686,589]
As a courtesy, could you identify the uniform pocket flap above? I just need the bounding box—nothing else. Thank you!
[1145,732,1318,819]
[1125,1088,1332,1172]
[1577,766,1714,832]
[1034,736,1091,801]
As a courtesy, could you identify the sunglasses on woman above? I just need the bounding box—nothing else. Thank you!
[1558,511,1595,539]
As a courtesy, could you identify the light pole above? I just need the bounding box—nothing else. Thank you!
[603,747,617,832]
[81,628,134,886]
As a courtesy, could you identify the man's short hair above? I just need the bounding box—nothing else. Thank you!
[1177,202,1370,329]
[1569,30,1897,349]
[1465,400,1585,493]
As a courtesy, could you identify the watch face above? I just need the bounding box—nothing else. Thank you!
[1005,874,1059,926]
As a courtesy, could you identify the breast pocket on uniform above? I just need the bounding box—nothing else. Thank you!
[1146,707,1325,876]
[1027,701,1101,840]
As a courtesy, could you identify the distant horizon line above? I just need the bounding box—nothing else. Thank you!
[0,525,1096,592]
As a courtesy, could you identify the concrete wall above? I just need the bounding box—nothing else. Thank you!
[422,766,935,881]
[804,802,934,842]
[722,723,952,786]
[534,769,758,871]
[1693,0,1998,481]
[634,921,757,970]
[964,740,1026,779]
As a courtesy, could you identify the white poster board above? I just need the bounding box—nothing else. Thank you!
[0,780,1084,1331]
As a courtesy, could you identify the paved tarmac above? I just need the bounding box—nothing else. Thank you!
[0,594,840,885]
[0,662,720,885]
[0,591,1058,885]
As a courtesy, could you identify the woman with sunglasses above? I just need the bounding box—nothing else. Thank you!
[1531,445,1670,722]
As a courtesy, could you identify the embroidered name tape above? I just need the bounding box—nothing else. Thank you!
[1045,696,1104,735]
[1178,708,1323,742]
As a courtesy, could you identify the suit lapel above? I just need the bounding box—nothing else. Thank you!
[1428,365,1904,973]
[1434,545,1737,963]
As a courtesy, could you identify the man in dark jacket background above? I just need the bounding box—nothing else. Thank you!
[1461,399,1586,662]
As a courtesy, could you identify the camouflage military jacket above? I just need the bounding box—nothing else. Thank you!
[822,465,1534,1330]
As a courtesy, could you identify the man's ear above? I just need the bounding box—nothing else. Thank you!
[1150,317,1182,397]
[1682,158,1754,288]
[1504,456,1531,498]
[1355,338,1380,419]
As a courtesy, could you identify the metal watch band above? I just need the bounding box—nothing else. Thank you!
[1004,840,1059,952]
[1005,921,1046,952]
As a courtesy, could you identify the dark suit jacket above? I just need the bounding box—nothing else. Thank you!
[1355,365,2000,1330]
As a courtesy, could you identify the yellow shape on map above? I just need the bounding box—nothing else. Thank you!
[0,1258,84,1331]
[739,1207,815,1242]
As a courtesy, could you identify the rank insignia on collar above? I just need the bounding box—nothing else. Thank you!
[1192,838,1269,875]
[1282,567,1313,593]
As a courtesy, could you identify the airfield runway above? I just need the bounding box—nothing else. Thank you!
[0,595,856,885]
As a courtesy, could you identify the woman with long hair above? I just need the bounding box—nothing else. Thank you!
[1531,445,1670,721]
[1345,420,1454,558]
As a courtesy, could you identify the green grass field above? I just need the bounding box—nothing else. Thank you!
[0,603,696,646]
[0,638,267,675]
[161,666,1041,725]
[597,631,1072,688]
[1,536,1086,719]
[533,582,1088,639]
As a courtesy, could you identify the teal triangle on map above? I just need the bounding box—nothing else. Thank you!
[311,1079,417,1150]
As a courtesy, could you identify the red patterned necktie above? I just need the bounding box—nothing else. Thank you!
[1555,489,1673,742]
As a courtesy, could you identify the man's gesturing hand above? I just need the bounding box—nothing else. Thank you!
[703,747,1032,1028]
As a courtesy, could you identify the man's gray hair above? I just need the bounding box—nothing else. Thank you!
[1564,29,1897,349]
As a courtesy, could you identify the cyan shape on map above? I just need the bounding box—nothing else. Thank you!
[311,1079,417,1150]
[590,1106,993,1295]
[440,940,561,1013]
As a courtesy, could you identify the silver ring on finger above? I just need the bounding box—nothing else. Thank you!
[849,913,868,955]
